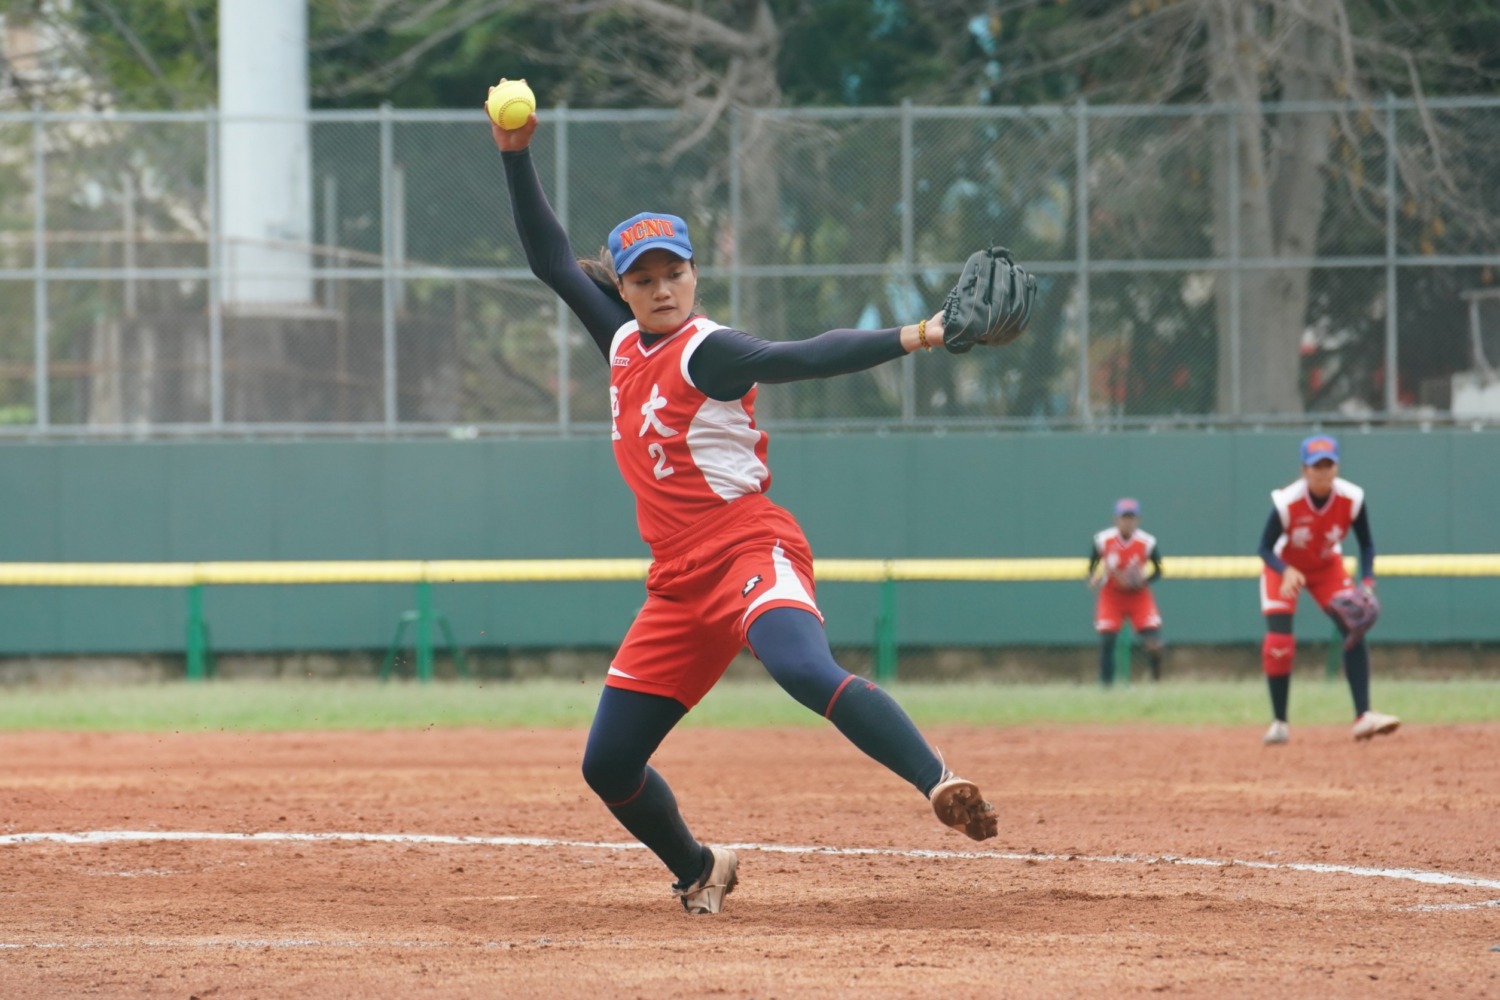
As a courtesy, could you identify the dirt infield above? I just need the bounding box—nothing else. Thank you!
[2,723,1497,998]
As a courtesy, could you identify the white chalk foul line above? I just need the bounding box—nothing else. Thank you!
[4,830,1499,910]
[0,938,457,951]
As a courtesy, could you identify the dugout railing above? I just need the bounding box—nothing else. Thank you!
[2,555,1497,682]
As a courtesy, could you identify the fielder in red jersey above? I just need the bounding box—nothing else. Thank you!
[1088,497,1163,685]
[492,95,1001,915]
[1256,435,1399,745]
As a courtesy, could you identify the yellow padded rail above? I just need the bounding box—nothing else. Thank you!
[0,554,1493,587]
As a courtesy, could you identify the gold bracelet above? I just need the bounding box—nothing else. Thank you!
[916,317,930,351]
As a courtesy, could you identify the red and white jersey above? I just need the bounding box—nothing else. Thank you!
[1093,527,1157,593]
[608,315,770,551]
[1270,476,1365,573]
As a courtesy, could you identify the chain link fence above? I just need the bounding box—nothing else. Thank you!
[1,97,1498,437]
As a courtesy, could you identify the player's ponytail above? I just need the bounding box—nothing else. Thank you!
[579,249,626,307]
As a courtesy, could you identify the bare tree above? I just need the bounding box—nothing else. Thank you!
[553,1,789,339]
[999,0,1499,416]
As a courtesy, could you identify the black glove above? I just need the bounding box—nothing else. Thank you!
[941,246,1039,354]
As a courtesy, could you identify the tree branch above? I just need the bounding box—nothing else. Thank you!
[317,0,515,98]
[562,0,765,57]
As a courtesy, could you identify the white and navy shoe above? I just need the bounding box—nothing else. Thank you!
[675,846,738,915]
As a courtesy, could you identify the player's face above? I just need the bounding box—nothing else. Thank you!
[1303,458,1338,495]
[617,250,697,334]
[1115,513,1139,535]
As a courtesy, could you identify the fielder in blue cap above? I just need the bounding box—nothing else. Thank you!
[1255,434,1399,745]
[1088,497,1164,685]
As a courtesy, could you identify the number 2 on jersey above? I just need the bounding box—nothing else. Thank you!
[647,442,674,480]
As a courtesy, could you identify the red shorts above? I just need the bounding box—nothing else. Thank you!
[1094,586,1161,633]
[1260,559,1352,615]
[609,494,822,709]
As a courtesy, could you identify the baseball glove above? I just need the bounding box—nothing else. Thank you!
[1116,564,1147,591]
[1328,586,1380,650]
[941,246,1039,354]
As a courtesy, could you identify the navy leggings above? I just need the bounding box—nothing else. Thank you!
[580,606,946,882]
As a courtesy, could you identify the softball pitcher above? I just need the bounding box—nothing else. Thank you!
[489,90,1038,914]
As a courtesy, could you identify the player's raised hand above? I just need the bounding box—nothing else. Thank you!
[487,80,538,153]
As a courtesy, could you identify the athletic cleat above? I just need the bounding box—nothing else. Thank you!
[929,771,999,841]
[1352,710,1400,741]
[1262,720,1289,745]
[675,846,738,915]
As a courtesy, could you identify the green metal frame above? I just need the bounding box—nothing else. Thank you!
[380,580,469,682]
[185,584,214,681]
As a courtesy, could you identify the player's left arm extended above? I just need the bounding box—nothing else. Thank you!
[1351,504,1375,586]
[688,327,910,401]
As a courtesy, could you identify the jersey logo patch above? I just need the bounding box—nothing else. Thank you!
[741,574,763,597]
[612,356,629,367]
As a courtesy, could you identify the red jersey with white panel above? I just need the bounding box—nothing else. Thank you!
[1269,477,1365,574]
[1093,527,1158,594]
[609,314,771,552]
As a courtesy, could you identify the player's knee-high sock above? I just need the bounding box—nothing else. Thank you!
[581,686,706,884]
[1137,629,1163,681]
[1343,641,1371,717]
[749,607,945,795]
[1262,631,1295,722]
[1098,633,1117,686]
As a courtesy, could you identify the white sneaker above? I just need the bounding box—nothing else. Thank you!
[1262,720,1289,745]
[1352,711,1400,741]
[675,846,738,915]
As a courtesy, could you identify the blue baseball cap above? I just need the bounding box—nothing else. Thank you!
[1300,434,1340,465]
[1114,497,1140,516]
[608,212,693,274]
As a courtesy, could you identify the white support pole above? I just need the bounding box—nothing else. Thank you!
[218,0,312,306]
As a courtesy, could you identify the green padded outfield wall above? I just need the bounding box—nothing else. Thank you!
[1,429,1497,655]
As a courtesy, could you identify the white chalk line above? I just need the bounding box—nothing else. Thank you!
[0,939,461,951]
[5,829,1499,914]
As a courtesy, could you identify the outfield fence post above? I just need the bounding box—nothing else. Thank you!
[874,572,898,683]
[185,583,212,681]
[415,578,435,683]
[1115,621,1133,686]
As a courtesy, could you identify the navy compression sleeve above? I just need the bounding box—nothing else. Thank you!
[1258,508,1287,573]
[688,326,908,402]
[1352,504,1375,581]
[500,147,630,356]
[1146,545,1163,584]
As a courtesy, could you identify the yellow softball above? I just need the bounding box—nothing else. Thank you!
[486,78,536,131]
